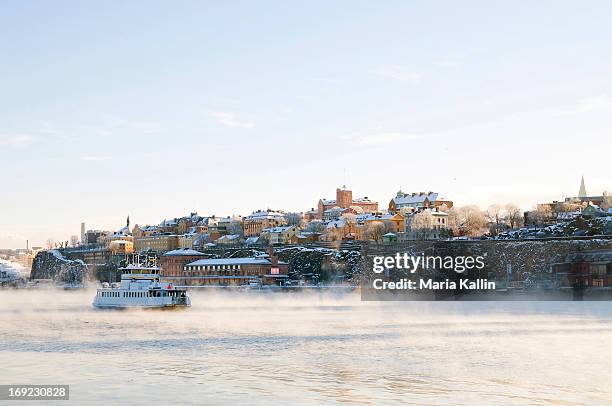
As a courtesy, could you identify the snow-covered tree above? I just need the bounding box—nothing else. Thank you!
[456,205,487,237]
[410,210,434,240]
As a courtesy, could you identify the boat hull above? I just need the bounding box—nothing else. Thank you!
[92,303,190,309]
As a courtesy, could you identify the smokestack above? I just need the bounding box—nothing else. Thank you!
[81,222,86,243]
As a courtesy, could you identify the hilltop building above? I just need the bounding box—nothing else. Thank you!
[535,177,611,223]
[316,186,378,219]
[564,177,609,207]
[243,210,287,236]
[261,225,300,244]
[388,190,453,213]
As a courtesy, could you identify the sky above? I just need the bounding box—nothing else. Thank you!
[1,0,611,248]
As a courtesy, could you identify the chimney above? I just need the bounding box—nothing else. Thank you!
[267,245,278,267]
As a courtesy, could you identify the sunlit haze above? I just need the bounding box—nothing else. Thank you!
[1,1,611,247]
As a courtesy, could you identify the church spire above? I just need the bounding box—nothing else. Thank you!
[578,176,587,198]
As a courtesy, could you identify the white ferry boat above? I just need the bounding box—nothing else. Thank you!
[93,264,191,309]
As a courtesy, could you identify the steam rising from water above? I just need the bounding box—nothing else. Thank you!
[1,289,612,405]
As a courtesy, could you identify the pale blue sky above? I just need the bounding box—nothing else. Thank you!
[1,1,611,248]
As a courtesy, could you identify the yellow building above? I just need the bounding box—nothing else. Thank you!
[109,239,134,254]
[243,210,287,237]
[134,234,179,253]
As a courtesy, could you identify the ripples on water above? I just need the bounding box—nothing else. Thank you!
[1,289,612,405]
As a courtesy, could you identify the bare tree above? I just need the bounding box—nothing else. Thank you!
[486,204,503,236]
[227,221,244,237]
[446,207,461,235]
[410,210,434,240]
[527,205,552,228]
[458,205,487,237]
[306,221,325,233]
[341,213,358,236]
[258,233,271,245]
[601,194,612,211]
[365,222,385,242]
[285,212,304,227]
[46,238,55,250]
[383,220,396,234]
[505,204,523,229]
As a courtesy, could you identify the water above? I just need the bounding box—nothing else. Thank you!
[1,289,612,405]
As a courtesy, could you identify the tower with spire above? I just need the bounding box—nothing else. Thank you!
[578,176,587,198]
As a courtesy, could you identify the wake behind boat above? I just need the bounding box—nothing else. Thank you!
[93,264,190,309]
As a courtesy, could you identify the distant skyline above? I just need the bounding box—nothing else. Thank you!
[1,1,611,248]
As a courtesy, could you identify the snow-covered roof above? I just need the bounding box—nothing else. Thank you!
[163,248,205,256]
[361,213,395,221]
[393,192,448,206]
[186,257,287,266]
[217,234,241,241]
[139,225,159,231]
[245,210,285,221]
[159,219,178,226]
[244,236,260,244]
[321,197,374,205]
[326,219,346,228]
[109,239,133,245]
[262,226,296,233]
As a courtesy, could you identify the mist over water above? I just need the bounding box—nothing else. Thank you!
[1,289,612,405]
